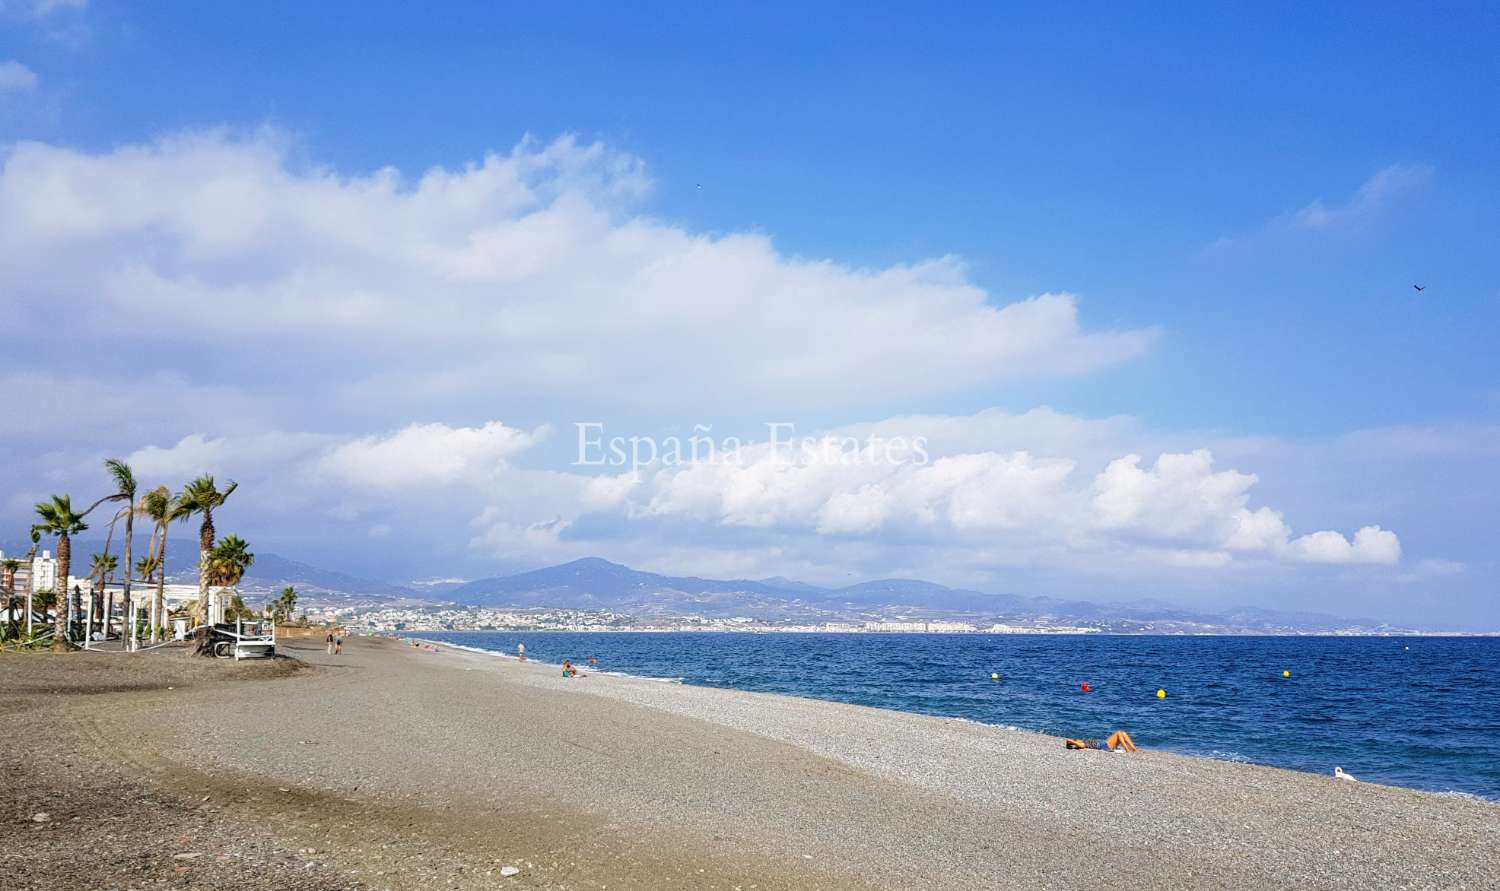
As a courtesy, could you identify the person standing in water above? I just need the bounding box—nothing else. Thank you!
[516,641,526,662]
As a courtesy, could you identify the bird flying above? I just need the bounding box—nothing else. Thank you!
[1413,285,1426,292]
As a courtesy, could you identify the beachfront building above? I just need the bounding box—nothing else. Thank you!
[68,578,236,642]
[862,620,979,633]
[70,578,205,612]
[31,551,57,594]
[0,549,59,596]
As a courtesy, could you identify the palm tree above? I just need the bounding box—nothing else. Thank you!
[31,495,88,650]
[277,585,298,624]
[88,552,118,640]
[176,475,237,623]
[207,535,255,587]
[206,535,254,626]
[2,557,19,639]
[102,459,137,643]
[138,486,187,643]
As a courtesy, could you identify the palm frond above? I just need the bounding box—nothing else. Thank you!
[104,458,137,498]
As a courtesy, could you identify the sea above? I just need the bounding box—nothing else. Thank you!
[421,631,1500,800]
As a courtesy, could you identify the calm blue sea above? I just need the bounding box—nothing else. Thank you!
[422,632,1500,799]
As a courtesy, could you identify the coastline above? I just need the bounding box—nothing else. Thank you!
[397,636,1500,886]
[414,630,1500,801]
[7,636,1497,889]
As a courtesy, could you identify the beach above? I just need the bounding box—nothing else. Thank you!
[3,637,1497,890]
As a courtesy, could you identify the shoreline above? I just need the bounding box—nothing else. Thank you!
[408,632,1500,802]
[8,635,1498,889]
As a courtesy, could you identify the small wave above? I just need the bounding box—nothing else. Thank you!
[413,639,515,659]
[417,639,688,684]
[592,670,685,684]
[938,715,1029,734]
[1438,789,1488,802]
[1201,750,1252,763]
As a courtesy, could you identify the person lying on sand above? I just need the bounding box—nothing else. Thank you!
[1065,730,1139,752]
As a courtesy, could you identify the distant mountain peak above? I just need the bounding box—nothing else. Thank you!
[443,556,1385,632]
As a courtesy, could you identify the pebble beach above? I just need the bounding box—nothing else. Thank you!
[4,635,1497,889]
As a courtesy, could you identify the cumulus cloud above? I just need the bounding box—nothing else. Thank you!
[18,406,1399,592]
[320,422,543,489]
[0,131,1155,421]
[1289,526,1401,565]
[0,130,1422,597]
[637,426,1395,567]
[0,60,38,95]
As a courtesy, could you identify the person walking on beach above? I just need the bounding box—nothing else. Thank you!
[517,642,526,662]
[326,631,335,655]
[334,635,343,656]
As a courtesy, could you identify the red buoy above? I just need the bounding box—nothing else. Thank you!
[1081,682,1091,693]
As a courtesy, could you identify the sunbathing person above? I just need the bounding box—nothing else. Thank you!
[562,659,579,678]
[1065,730,1139,752]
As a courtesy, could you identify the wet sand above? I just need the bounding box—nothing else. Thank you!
[3,635,1496,889]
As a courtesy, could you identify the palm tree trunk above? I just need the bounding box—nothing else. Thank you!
[52,533,71,651]
[153,522,169,643]
[194,510,215,654]
[2,567,13,639]
[121,506,133,645]
[197,510,214,617]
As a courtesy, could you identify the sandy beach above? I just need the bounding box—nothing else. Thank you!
[3,635,1497,890]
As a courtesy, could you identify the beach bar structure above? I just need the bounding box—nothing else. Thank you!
[64,578,238,649]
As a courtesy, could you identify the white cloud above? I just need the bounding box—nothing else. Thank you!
[637,424,1394,568]
[0,0,84,19]
[126,431,331,481]
[319,421,543,489]
[1289,526,1401,565]
[0,60,38,95]
[0,131,1155,418]
[11,406,1405,601]
[1090,450,1256,537]
[1204,164,1434,255]
[1224,506,1292,552]
[1291,164,1432,231]
[816,484,893,534]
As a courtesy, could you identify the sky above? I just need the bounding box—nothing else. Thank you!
[2,2,1496,628]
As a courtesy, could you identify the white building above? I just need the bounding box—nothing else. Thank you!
[0,549,57,594]
[68,578,217,611]
[862,620,977,633]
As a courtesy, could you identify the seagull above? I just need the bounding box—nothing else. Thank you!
[1413,285,1426,293]
[1334,766,1358,782]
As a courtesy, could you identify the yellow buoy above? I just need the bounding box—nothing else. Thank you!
[991,672,999,681]
[1156,688,1166,699]
[1282,670,1290,678]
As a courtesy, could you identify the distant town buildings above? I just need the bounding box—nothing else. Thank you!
[863,620,977,633]
[326,604,1100,635]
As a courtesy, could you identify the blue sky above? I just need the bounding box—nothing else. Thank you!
[2,2,1496,626]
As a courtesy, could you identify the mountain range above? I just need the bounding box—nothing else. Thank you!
[446,557,1392,633]
[7,537,1394,632]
